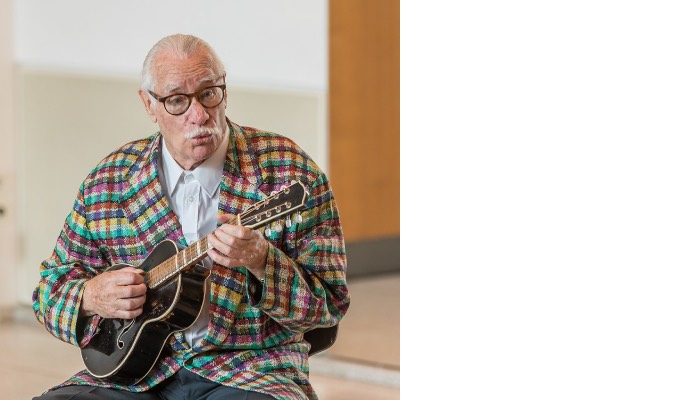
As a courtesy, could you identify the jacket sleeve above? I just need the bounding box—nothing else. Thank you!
[246,174,350,333]
[32,183,106,347]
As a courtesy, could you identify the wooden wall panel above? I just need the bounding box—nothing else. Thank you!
[329,0,400,242]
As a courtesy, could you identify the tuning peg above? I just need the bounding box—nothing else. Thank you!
[295,212,303,223]
[274,221,283,232]
[264,226,272,237]
[285,215,292,228]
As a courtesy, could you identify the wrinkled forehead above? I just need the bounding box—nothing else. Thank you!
[153,51,222,94]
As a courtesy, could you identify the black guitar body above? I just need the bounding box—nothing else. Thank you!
[80,240,210,385]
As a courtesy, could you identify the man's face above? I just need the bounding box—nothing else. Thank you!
[139,48,228,170]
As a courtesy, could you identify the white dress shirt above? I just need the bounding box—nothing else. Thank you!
[157,129,229,347]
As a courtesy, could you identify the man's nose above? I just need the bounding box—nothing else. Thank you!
[187,98,209,124]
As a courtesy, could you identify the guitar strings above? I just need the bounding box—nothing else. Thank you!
[143,183,302,288]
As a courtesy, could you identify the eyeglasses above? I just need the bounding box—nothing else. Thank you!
[148,84,226,116]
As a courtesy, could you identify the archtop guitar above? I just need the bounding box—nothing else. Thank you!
[80,180,308,385]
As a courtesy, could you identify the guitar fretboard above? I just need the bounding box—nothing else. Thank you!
[144,237,211,287]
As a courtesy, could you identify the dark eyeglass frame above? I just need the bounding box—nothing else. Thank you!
[148,84,227,116]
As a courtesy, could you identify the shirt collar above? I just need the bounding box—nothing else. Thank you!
[160,125,230,198]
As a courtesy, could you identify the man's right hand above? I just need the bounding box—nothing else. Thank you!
[80,266,147,319]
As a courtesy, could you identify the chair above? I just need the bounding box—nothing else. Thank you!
[304,325,339,356]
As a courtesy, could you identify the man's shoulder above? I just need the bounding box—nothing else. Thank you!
[238,125,308,158]
[87,135,157,179]
[236,125,326,185]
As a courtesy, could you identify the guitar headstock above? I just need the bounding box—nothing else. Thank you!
[240,180,309,230]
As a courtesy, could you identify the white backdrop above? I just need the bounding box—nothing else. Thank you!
[14,0,327,91]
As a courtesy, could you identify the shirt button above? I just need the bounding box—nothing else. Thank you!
[188,196,195,202]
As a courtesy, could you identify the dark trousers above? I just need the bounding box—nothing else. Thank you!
[32,369,276,400]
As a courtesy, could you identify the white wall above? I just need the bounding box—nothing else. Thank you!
[14,0,328,91]
[0,0,17,314]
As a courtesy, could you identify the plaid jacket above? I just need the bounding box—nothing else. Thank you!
[32,120,350,400]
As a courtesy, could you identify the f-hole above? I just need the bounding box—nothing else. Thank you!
[117,319,135,349]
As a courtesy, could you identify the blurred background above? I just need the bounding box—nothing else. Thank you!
[0,1,399,398]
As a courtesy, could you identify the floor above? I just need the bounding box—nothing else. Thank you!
[0,273,399,400]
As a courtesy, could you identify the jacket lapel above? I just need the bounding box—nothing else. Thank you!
[218,122,266,216]
[121,134,184,252]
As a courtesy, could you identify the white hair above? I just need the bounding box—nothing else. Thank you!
[141,34,226,104]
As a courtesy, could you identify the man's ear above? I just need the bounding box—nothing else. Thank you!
[138,89,158,123]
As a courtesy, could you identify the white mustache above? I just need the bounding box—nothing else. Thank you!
[184,126,222,140]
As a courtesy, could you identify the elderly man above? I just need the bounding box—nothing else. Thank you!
[32,34,349,400]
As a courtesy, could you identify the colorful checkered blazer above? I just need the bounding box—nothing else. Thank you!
[32,120,350,400]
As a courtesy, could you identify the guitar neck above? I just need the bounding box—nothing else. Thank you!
[145,237,211,288]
